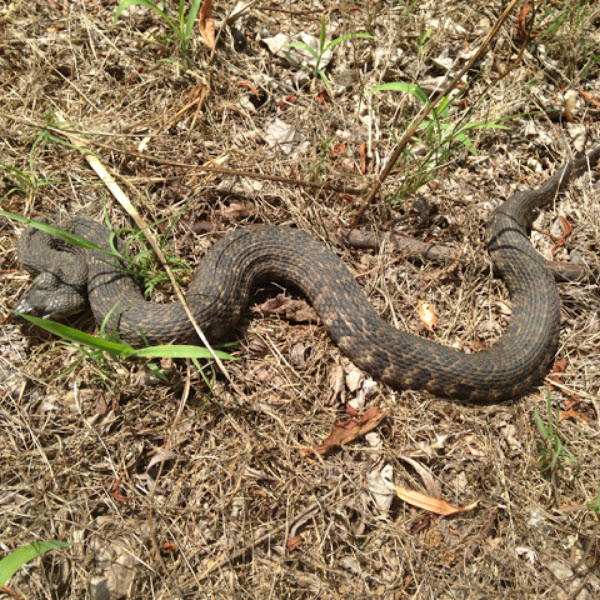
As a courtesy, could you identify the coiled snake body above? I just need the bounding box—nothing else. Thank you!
[16,151,599,402]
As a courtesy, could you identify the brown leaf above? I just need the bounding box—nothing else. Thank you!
[316,89,330,109]
[254,294,318,323]
[279,94,296,110]
[300,407,386,456]
[551,216,572,256]
[564,395,580,410]
[359,141,367,174]
[236,80,260,97]
[286,535,304,551]
[418,300,438,331]
[553,358,568,373]
[560,409,588,422]
[111,473,134,503]
[198,0,215,49]
[217,202,255,219]
[329,142,346,158]
[578,89,600,108]
[395,484,478,516]
[162,542,178,555]
[399,455,441,498]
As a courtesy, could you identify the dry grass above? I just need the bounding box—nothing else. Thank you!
[1,1,600,599]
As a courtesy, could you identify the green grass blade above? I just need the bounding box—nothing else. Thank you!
[0,210,122,259]
[534,408,548,439]
[133,345,235,360]
[18,315,235,362]
[185,0,203,41]
[0,541,71,587]
[323,33,375,53]
[17,314,135,357]
[319,15,326,52]
[114,0,177,34]
[368,82,429,104]
[287,42,320,61]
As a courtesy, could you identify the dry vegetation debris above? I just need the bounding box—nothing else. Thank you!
[1,0,600,598]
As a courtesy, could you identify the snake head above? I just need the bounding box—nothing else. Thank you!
[15,270,88,319]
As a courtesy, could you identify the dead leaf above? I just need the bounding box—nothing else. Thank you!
[359,141,367,174]
[111,472,134,503]
[564,395,580,410]
[367,464,395,512]
[300,406,386,456]
[329,142,346,158]
[316,89,330,109]
[236,80,260,97]
[247,337,269,356]
[418,300,438,331]
[198,0,215,49]
[264,118,303,155]
[162,542,178,554]
[563,90,579,123]
[279,94,295,110]
[289,342,307,368]
[578,89,600,107]
[553,358,568,373]
[345,403,358,417]
[399,455,441,498]
[286,535,303,551]
[190,220,217,234]
[395,484,479,516]
[551,216,572,256]
[216,202,255,219]
[516,2,547,39]
[254,294,317,323]
[560,409,588,422]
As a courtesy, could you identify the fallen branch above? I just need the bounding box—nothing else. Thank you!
[340,228,597,283]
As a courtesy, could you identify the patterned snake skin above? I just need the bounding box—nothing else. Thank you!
[16,149,599,401]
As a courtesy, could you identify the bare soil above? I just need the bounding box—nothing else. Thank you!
[1,1,600,599]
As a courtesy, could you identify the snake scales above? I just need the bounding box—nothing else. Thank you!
[16,149,599,402]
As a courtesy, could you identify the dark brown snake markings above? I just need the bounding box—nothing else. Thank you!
[16,150,599,402]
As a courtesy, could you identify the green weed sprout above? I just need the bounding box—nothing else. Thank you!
[369,81,509,156]
[114,0,202,58]
[368,81,511,199]
[288,16,374,87]
[534,389,578,472]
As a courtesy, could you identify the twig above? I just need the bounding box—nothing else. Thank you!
[340,228,596,283]
[351,0,521,227]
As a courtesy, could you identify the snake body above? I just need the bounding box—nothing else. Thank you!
[16,150,599,401]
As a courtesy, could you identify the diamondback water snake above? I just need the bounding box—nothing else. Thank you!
[16,149,600,402]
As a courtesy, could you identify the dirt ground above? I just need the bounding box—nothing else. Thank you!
[1,1,600,598]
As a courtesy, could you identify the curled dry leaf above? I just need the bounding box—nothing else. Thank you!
[367,464,396,513]
[395,484,479,516]
[286,535,303,552]
[300,406,386,456]
[216,201,256,219]
[399,455,441,498]
[563,90,579,123]
[559,409,588,422]
[418,300,438,331]
[198,0,215,49]
[254,294,317,323]
[359,141,367,174]
[329,142,346,158]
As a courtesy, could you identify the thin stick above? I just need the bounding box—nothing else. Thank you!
[351,0,521,227]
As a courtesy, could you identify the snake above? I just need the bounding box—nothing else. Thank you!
[15,149,599,402]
